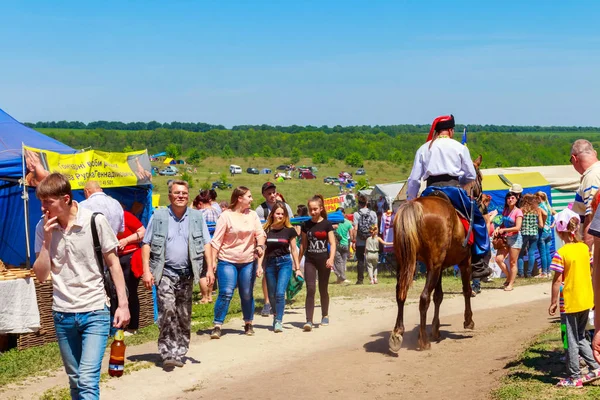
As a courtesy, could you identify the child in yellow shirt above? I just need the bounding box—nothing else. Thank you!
[549,209,599,388]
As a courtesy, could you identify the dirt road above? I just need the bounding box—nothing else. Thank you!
[5,283,554,400]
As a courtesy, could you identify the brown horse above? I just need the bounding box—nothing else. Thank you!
[389,155,483,352]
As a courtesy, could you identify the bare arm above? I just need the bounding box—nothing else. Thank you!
[500,216,522,234]
[118,225,146,251]
[548,272,561,316]
[584,217,594,250]
[377,237,393,246]
[104,249,130,328]
[141,243,154,290]
[290,238,302,276]
[299,232,307,261]
[326,231,336,269]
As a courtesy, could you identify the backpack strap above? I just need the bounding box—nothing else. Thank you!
[91,212,104,274]
[261,202,269,218]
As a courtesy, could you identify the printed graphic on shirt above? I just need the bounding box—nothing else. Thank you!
[302,219,333,261]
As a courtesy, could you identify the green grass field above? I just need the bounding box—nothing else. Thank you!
[151,156,409,209]
[492,324,600,399]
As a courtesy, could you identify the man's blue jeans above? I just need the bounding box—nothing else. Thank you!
[265,255,293,324]
[517,234,538,276]
[537,229,553,275]
[53,306,110,400]
[213,260,256,325]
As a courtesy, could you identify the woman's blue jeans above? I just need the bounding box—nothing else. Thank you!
[537,229,553,275]
[517,234,538,276]
[265,255,293,323]
[213,260,256,325]
[53,306,110,400]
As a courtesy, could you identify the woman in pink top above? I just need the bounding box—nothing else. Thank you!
[494,191,523,291]
[207,186,266,339]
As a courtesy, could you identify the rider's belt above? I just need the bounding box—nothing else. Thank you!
[426,174,460,187]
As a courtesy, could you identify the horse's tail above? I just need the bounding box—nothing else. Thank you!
[394,200,423,300]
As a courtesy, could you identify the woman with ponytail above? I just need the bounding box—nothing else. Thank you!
[298,194,336,331]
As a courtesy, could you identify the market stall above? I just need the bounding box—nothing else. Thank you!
[0,108,156,350]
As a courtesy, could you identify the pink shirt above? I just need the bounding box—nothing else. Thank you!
[211,209,266,263]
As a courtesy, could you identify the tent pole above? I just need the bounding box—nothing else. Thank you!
[21,143,31,268]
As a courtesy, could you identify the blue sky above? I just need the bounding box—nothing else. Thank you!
[1,1,598,127]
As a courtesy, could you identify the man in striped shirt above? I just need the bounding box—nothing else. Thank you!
[570,139,600,249]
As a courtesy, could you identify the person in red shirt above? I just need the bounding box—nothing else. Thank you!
[117,210,146,333]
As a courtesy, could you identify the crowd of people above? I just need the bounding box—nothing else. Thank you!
[28,130,600,395]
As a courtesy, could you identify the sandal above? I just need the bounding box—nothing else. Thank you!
[504,286,514,291]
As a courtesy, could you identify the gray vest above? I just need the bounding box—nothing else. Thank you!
[148,208,206,284]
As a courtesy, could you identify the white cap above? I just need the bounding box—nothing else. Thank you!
[555,208,580,232]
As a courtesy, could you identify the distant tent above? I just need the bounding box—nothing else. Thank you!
[176,159,186,164]
[370,181,406,209]
[482,171,551,211]
[260,168,272,174]
[481,165,579,212]
[163,157,174,164]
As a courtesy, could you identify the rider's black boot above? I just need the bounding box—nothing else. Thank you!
[471,254,492,279]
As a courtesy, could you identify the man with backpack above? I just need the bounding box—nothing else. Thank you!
[33,173,130,398]
[352,195,378,284]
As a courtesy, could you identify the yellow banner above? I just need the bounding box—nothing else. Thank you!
[23,146,152,189]
[324,194,357,213]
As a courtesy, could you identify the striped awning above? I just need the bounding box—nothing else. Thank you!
[551,188,574,212]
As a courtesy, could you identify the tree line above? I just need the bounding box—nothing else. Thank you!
[39,126,600,170]
[26,120,600,135]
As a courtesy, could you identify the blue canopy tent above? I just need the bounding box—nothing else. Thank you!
[0,109,77,266]
[0,108,153,267]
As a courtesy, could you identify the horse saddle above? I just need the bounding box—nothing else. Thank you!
[423,190,474,246]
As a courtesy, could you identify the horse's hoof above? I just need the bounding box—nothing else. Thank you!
[419,341,431,351]
[464,320,475,330]
[389,333,403,353]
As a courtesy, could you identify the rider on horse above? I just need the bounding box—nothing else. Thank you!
[406,114,491,279]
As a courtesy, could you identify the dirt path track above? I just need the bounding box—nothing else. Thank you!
[3,283,553,400]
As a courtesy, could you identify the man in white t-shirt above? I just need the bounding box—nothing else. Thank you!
[80,180,125,235]
[33,173,130,399]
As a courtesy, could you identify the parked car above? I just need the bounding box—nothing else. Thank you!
[159,166,178,176]
[211,180,233,190]
[246,167,259,174]
[299,170,317,179]
[355,168,366,175]
[229,164,242,174]
[276,164,291,171]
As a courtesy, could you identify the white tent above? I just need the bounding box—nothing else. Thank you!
[369,181,407,209]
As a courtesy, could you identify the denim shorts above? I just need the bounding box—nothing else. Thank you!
[506,232,523,250]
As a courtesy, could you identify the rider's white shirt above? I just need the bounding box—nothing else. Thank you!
[406,137,476,200]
